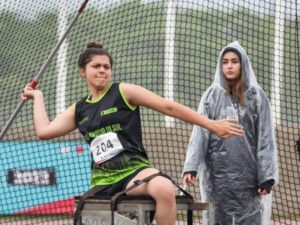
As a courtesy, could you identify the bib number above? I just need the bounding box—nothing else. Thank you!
[90,132,124,164]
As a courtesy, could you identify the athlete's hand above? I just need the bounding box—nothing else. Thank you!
[211,119,244,139]
[21,84,42,100]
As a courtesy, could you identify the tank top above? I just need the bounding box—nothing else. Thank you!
[75,83,151,186]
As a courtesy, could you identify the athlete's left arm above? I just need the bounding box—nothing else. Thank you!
[121,83,243,139]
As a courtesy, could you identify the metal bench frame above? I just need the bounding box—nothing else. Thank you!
[76,195,215,225]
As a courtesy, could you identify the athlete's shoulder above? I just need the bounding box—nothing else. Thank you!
[76,95,89,106]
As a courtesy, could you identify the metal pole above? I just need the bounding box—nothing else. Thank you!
[164,0,176,128]
[56,0,69,115]
[271,0,285,125]
[0,0,89,140]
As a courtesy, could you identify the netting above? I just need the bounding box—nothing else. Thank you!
[0,0,299,224]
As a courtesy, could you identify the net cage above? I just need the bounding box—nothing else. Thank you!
[0,0,299,224]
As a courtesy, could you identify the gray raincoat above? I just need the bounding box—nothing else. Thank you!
[183,41,278,225]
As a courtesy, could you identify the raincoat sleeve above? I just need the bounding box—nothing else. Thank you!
[256,88,279,185]
[183,90,212,173]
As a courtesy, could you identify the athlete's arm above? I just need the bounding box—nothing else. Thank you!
[121,83,243,139]
[21,86,77,140]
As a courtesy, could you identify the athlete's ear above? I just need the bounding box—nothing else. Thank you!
[79,68,86,78]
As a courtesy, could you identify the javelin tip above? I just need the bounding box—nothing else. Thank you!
[78,0,89,13]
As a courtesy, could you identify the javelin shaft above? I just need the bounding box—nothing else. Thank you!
[0,0,89,140]
[34,0,89,85]
[0,101,26,139]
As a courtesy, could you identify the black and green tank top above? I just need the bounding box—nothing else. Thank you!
[74,83,151,186]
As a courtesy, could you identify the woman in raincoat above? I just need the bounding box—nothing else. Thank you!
[182,41,278,225]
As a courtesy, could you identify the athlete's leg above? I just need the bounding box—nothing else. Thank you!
[125,168,176,225]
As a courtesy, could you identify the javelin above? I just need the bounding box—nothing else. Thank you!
[0,0,90,140]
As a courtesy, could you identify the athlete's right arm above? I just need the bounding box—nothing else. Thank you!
[21,85,77,140]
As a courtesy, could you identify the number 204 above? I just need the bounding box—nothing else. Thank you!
[96,140,114,155]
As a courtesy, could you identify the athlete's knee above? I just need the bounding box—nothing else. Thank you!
[150,177,176,202]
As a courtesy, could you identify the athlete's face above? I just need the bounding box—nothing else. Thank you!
[80,54,112,90]
[222,51,241,81]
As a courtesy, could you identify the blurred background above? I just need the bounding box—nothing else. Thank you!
[0,0,299,224]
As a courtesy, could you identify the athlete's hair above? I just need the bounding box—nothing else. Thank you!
[222,48,245,106]
[77,42,113,68]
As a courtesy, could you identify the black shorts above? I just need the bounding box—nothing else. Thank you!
[93,167,150,197]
